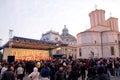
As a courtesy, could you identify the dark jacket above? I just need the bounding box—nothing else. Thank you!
[87,67,96,78]
[54,70,66,80]
[40,66,51,77]
[96,66,109,80]
[67,65,80,80]
[1,70,15,80]
[95,74,109,80]
[67,70,80,80]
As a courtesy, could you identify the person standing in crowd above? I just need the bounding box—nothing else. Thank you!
[28,67,39,80]
[26,61,35,74]
[1,63,8,75]
[49,62,57,80]
[107,59,113,78]
[96,66,109,80]
[81,63,87,80]
[67,66,80,80]
[0,63,2,73]
[114,59,120,77]
[36,61,41,72]
[16,63,24,80]
[1,65,15,80]
[87,65,97,80]
[66,63,72,79]
[40,62,51,80]
[54,66,66,80]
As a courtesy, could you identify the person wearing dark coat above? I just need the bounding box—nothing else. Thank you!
[67,66,80,80]
[1,65,15,80]
[87,66,97,80]
[54,66,66,80]
[96,66,109,80]
[40,62,51,80]
[81,63,86,80]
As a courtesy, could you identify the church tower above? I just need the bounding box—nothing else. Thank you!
[89,9,105,27]
[105,17,118,31]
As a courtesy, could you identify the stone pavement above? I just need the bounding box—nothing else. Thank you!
[110,76,120,80]
[77,76,120,80]
[22,75,120,80]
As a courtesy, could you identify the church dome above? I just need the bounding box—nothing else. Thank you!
[61,25,76,43]
[62,25,68,36]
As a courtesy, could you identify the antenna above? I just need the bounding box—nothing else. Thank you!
[85,25,88,30]
[9,29,13,41]
[50,27,52,31]
[95,4,98,10]
[109,12,112,17]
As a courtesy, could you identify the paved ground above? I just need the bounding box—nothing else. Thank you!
[110,76,120,80]
[1,74,120,80]
[22,75,120,80]
[78,76,120,80]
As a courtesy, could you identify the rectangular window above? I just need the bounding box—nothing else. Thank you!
[111,46,114,55]
[65,48,67,51]
[56,50,60,54]
[95,40,96,44]
[79,48,82,56]
[75,49,77,52]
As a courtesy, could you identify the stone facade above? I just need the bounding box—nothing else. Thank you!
[41,25,77,59]
[77,9,120,58]
[41,30,62,42]
[61,25,77,59]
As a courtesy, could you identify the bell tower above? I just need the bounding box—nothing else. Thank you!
[89,9,105,27]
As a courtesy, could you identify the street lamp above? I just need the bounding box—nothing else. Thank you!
[9,29,13,56]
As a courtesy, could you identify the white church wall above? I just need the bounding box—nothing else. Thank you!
[50,33,62,42]
[102,31,119,43]
[80,46,102,58]
[77,31,102,58]
[102,46,110,58]
[41,31,62,42]
[77,31,120,58]
[94,47,100,58]
[102,31,119,58]
[114,45,119,57]
[89,26,110,32]
[103,45,119,58]
[118,34,120,40]
[78,31,101,45]
[42,32,62,42]
[81,47,89,58]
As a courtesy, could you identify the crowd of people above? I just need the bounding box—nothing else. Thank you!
[0,57,120,80]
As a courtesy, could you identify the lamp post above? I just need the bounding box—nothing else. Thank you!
[0,39,2,46]
[9,29,13,56]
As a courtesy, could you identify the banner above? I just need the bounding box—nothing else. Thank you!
[3,48,51,61]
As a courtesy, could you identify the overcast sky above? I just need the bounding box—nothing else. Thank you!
[0,0,120,45]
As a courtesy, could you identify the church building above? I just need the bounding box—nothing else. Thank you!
[77,9,120,58]
[41,25,77,59]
